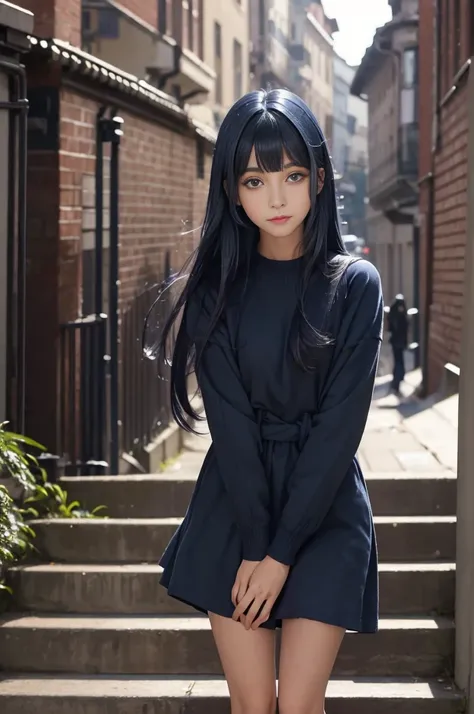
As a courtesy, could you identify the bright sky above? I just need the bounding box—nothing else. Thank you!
[323,0,392,66]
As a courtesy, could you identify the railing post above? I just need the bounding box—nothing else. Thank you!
[100,113,124,475]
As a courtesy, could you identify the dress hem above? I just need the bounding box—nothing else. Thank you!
[160,581,378,634]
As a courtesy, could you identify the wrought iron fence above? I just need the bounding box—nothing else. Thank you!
[121,282,174,464]
[58,314,108,475]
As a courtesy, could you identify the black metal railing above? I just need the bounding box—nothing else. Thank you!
[59,314,108,475]
[398,122,419,176]
[368,123,419,197]
[1,56,28,434]
[121,282,174,465]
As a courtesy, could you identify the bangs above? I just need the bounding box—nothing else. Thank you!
[234,110,310,177]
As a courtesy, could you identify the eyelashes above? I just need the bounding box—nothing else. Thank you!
[241,172,308,189]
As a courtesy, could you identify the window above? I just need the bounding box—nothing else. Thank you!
[82,9,91,31]
[188,0,194,51]
[347,115,356,135]
[443,0,450,90]
[325,53,331,84]
[401,48,418,125]
[214,22,223,105]
[158,0,170,35]
[196,140,205,180]
[402,48,418,88]
[98,9,119,39]
[400,88,416,124]
[233,39,243,101]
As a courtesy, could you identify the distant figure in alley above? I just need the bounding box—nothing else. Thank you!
[388,294,409,395]
[149,88,383,714]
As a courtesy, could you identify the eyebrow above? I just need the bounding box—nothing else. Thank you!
[242,161,300,174]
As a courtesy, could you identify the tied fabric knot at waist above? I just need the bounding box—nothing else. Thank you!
[258,411,312,451]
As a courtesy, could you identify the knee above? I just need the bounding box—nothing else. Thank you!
[278,695,324,714]
[231,693,276,714]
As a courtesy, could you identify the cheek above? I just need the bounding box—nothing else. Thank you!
[238,190,262,222]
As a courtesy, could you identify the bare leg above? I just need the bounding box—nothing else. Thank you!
[209,612,277,714]
[278,618,345,714]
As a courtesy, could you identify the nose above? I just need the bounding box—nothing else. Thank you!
[268,183,286,209]
[270,188,286,209]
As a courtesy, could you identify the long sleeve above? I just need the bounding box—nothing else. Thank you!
[267,261,384,566]
[187,287,271,562]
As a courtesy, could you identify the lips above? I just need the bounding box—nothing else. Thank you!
[268,216,291,224]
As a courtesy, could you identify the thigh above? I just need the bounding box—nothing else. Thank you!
[278,618,345,714]
[209,612,277,714]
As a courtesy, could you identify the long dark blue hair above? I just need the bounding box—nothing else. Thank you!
[150,89,352,430]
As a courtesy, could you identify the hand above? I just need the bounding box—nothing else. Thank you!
[232,556,290,630]
[231,559,260,608]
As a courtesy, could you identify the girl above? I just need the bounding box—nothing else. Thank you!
[157,89,383,714]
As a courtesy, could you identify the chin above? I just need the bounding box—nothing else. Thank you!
[265,225,297,237]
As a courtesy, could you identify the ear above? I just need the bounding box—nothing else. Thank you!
[317,168,325,195]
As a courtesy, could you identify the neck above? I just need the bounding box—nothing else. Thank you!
[257,226,303,261]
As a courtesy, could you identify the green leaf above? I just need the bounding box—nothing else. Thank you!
[3,431,46,451]
[91,505,108,516]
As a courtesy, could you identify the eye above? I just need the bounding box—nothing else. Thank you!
[243,177,263,189]
[287,172,306,183]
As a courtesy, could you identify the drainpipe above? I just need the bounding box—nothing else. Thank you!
[92,105,108,472]
[95,106,107,316]
[0,57,28,434]
[157,43,182,100]
[101,113,123,475]
[421,0,442,394]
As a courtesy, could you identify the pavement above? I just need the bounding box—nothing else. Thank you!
[362,364,458,475]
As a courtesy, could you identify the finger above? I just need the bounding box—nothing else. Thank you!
[244,596,265,630]
[237,582,248,603]
[232,590,254,622]
[251,600,274,630]
[231,577,242,607]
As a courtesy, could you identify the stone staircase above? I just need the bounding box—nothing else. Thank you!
[0,432,464,713]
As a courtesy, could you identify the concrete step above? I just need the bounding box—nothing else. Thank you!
[0,675,463,714]
[8,562,455,616]
[0,615,454,678]
[62,472,457,518]
[28,516,456,564]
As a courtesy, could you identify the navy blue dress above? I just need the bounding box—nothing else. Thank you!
[160,254,383,632]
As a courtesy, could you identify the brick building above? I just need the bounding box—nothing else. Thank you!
[17,0,215,473]
[418,0,473,394]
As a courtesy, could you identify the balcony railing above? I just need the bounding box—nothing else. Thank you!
[398,122,419,176]
[368,123,418,199]
[288,43,311,65]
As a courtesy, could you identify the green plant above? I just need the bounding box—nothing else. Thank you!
[0,422,106,599]
[0,485,35,594]
[0,421,45,492]
[24,472,107,519]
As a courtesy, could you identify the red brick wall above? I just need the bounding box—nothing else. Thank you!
[58,89,211,310]
[118,0,157,29]
[20,0,81,46]
[428,87,469,390]
[19,0,158,45]
[25,75,211,450]
[422,0,473,392]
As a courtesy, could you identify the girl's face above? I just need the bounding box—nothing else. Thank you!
[237,148,323,243]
